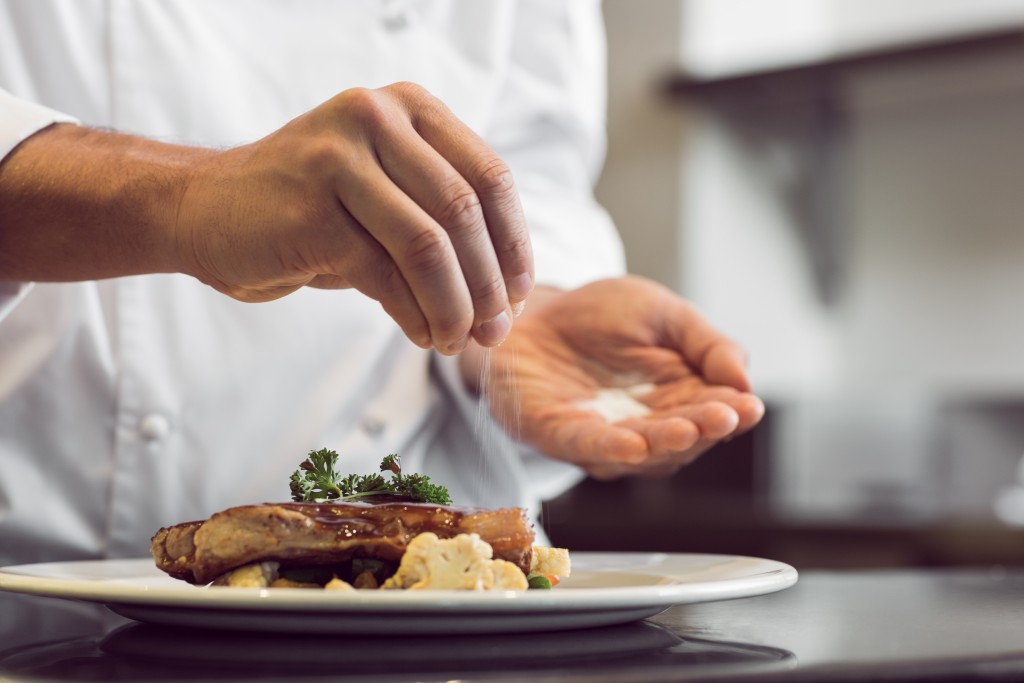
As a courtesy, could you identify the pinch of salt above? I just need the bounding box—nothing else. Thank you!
[576,383,655,423]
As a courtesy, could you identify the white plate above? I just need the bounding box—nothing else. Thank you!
[0,552,797,635]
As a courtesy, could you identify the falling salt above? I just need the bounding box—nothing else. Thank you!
[471,347,522,504]
[576,383,655,423]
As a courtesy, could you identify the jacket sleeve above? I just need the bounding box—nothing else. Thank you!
[482,0,626,291]
[0,88,78,322]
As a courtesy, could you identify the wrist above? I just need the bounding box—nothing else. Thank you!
[0,123,212,281]
[99,128,214,278]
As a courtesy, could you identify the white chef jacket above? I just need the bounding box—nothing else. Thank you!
[0,0,626,564]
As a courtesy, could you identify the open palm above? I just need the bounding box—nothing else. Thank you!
[480,276,764,479]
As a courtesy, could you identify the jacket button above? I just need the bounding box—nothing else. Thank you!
[360,416,385,436]
[383,7,414,30]
[139,413,171,441]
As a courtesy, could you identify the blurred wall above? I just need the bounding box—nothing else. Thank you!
[591,0,1024,542]
[595,0,687,288]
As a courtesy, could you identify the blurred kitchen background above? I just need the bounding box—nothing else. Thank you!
[544,0,1024,568]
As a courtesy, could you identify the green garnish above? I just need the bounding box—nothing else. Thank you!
[289,448,452,505]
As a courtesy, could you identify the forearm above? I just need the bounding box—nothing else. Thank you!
[0,123,206,281]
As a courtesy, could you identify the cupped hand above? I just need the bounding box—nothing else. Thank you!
[471,276,765,479]
[174,82,532,353]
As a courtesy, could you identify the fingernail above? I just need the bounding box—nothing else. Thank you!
[444,334,469,355]
[477,311,511,346]
[506,272,533,301]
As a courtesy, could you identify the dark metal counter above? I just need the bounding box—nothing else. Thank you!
[3,568,1024,682]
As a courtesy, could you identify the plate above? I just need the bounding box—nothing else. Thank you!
[0,552,797,635]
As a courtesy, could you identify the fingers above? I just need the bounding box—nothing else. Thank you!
[728,392,766,431]
[561,395,765,480]
[663,299,751,392]
[400,84,534,314]
[328,83,532,353]
[374,121,517,348]
[533,411,648,470]
[336,160,476,353]
[625,401,738,461]
[650,382,765,433]
[635,416,701,456]
[306,205,432,348]
[180,83,529,346]
[702,340,751,393]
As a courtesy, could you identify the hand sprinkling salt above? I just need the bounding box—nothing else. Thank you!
[575,383,655,423]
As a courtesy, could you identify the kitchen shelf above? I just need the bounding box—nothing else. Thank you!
[664,29,1024,107]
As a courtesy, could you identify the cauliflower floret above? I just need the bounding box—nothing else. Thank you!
[324,576,356,591]
[213,561,280,588]
[530,546,571,578]
[381,532,528,591]
[490,558,530,590]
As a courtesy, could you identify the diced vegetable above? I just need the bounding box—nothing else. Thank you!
[528,574,553,589]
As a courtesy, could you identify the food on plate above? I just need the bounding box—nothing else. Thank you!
[150,449,570,590]
[151,499,535,585]
[289,449,452,505]
[530,544,572,577]
[381,531,528,590]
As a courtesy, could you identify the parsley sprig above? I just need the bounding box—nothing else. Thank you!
[289,449,452,505]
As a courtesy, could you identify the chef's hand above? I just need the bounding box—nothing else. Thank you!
[0,82,530,353]
[176,82,532,352]
[461,276,764,479]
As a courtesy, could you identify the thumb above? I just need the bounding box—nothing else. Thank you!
[701,340,751,392]
[662,295,751,392]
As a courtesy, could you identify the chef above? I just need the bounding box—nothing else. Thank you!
[0,0,763,564]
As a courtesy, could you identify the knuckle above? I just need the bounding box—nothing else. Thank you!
[373,260,409,301]
[298,137,346,177]
[469,274,506,310]
[437,185,485,234]
[280,201,311,234]
[388,81,445,118]
[473,158,516,198]
[494,231,530,262]
[337,86,390,128]
[386,80,429,101]
[402,228,454,277]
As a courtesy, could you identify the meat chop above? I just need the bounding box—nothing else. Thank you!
[151,501,534,585]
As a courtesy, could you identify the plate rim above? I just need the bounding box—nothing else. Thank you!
[0,552,797,614]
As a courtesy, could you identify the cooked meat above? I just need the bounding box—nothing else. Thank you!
[151,501,534,585]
